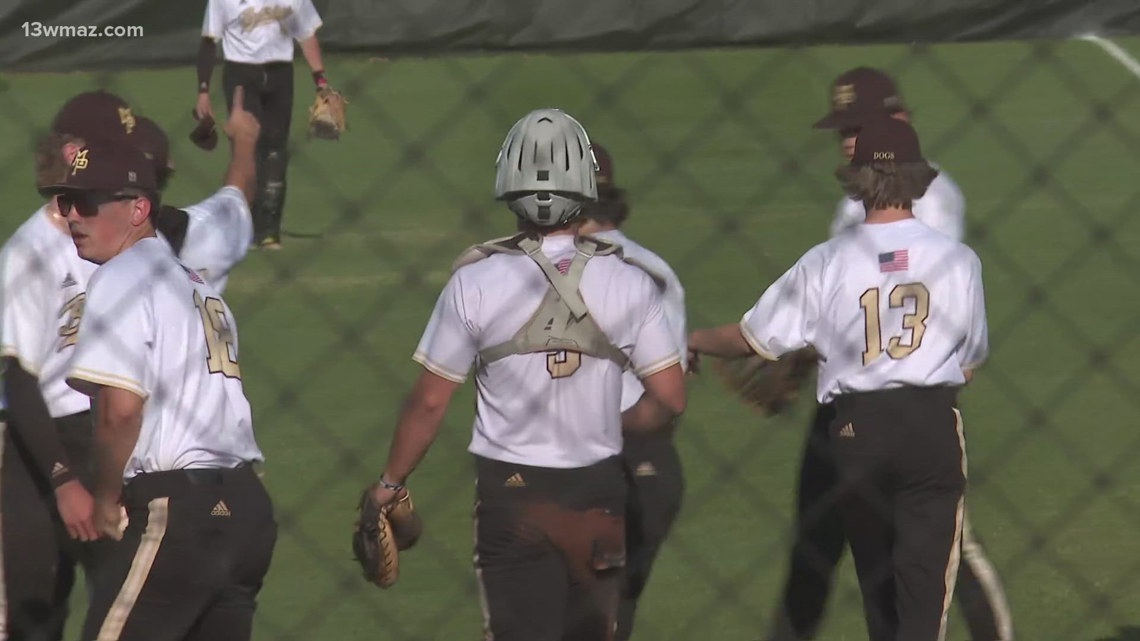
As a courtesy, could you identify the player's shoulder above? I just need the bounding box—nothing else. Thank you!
[918,166,965,209]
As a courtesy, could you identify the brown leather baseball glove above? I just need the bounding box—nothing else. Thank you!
[352,486,423,589]
[712,347,818,416]
[308,87,348,140]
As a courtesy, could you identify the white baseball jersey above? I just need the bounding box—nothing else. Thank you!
[202,0,322,64]
[831,169,965,241]
[590,229,688,411]
[159,186,253,293]
[414,234,681,469]
[0,207,97,418]
[742,218,987,404]
[65,237,263,478]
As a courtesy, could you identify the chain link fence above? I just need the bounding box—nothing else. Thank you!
[2,19,1140,641]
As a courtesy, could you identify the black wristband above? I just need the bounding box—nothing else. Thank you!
[377,476,404,492]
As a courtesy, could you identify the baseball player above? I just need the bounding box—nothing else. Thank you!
[764,67,1013,641]
[196,0,327,249]
[364,109,686,641]
[40,136,275,641]
[0,90,135,641]
[0,89,260,641]
[576,143,689,641]
[689,117,987,641]
[132,113,256,293]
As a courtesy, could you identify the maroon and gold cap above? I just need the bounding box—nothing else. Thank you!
[813,67,906,130]
[41,138,157,195]
[50,90,137,143]
[850,116,924,165]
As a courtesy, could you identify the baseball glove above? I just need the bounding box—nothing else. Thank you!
[712,347,818,416]
[308,87,348,140]
[352,486,423,589]
[189,110,218,151]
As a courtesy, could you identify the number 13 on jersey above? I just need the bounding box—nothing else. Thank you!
[860,282,929,366]
[194,291,241,379]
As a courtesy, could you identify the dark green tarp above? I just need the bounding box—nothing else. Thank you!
[2,0,1138,71]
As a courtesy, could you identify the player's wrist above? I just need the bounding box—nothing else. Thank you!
[198,81,210,94]
[377,473,405,492]
[312,70,328,90]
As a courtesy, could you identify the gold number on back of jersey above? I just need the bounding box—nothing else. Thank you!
[193,291,241,379]
[546,350,581,379]
[57,293,86,351]
[859,283,930,366]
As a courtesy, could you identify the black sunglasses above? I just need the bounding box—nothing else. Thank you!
[56,192,138,218]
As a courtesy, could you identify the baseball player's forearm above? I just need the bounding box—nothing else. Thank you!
[2,357,76,488]
[91,386,143,503]
[224,129,258,205]
[623,364,686,433]
[298,37,326,85]
[196,37,217,93]
[381,371,460,485]
[689,324,753,358]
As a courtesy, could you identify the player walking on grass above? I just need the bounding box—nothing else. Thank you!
[0,88,261,641]
[765,66,1013,641]
[577,143,689,641]
[689,117,988,641]
[363,109,686,641]
[196,0,329,249]
[40,133,275,641]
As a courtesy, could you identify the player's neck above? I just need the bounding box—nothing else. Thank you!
[863,207,915,225]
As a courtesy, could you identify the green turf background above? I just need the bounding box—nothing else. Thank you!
[1,35,1139,640]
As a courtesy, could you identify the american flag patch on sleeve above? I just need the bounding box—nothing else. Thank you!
[879,249,909,272]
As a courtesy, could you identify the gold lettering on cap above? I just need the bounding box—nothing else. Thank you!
[873,151,895,160]
[71,149,89,175]
[128,171,137,183]
[118,107,136,134]
[833,84,856,110]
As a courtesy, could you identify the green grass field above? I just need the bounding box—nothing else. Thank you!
[2,34,1140,640]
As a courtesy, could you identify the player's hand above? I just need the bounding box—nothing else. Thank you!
[94,497,126,541]
[368,482,404,511]
[224,86,260,143]
[195,92,214,122]
[686,347,702,375]
[55,479,98,542]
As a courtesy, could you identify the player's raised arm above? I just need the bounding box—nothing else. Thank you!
[223,86,260,205]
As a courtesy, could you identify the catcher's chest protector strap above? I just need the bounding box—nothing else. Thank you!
[451,233,630,369]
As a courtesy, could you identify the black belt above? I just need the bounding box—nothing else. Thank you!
[123,462,256,500]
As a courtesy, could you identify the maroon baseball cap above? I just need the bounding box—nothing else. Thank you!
[813,67,906,130]
[133,116,171,171]
[40,138,157,196]
[592,143,615,186]
[50,90,137,143]
[850,116,925,165]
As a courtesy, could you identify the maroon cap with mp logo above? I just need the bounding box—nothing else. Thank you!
[41,138,157,195]
[51,90,137,143]
[813,67,906,130]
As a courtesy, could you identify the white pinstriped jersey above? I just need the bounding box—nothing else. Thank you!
[65,238,262,478]
[203,0,322,64]
[742,219,988,404]
[414,234,681,468]
[0,208,97,418]
[590,229,688,411]
[832,169,966,241]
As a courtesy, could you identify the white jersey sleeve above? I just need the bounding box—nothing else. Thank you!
[65,263,152,399]
[629,288,681,377]
[177,186,253,293]
[202,0,225,39]
[288,0,323,40]
[960,250,988,369]
[740,246,826,360]
[830,198,865,238]
[413,272,479,383]
[0,239,53,374]
[911,171,966,242]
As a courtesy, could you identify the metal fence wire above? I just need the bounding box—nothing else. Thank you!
[2,26,1140,641]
